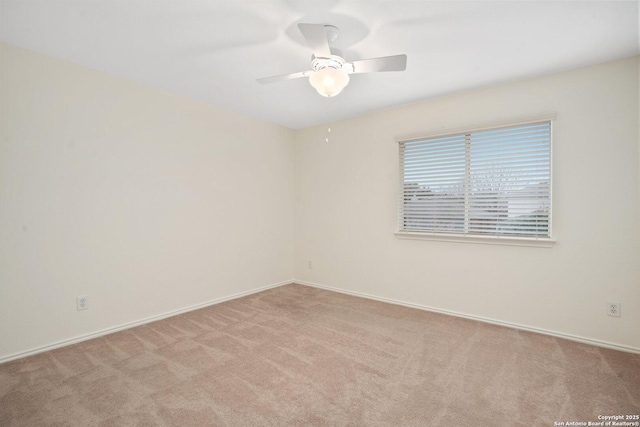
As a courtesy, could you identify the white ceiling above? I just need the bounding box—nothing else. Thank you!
[1,1,638,129]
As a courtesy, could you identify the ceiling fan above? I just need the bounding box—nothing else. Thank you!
[257,23,407,98]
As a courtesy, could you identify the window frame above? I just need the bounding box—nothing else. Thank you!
[395,115,556,248]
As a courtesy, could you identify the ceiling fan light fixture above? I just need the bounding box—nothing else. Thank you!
[256,23,407,100]
[309,67,349,97]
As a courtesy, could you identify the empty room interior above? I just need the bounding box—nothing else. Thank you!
[1,1,639,426]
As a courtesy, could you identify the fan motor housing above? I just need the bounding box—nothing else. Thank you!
[311,49,353,73]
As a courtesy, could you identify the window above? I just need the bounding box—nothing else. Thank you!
[398,119,552,243]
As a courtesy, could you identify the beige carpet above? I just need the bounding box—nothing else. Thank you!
[1,283,638,426]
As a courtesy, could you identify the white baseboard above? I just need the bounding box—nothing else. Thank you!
[0,280,294,364]
[295,280,640,355]
[4,278,637,363]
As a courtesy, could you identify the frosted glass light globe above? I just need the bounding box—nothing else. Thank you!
[309,67,350,97]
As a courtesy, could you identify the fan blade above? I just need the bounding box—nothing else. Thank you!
[350,54,407,73]
[256,70,311,85]
[298,23,332,58]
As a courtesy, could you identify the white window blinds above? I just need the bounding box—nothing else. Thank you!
[399,121,552,238]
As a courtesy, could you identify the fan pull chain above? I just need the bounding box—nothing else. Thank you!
[325,97,330,143]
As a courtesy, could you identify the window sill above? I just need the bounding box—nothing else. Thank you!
[394,231,556,248]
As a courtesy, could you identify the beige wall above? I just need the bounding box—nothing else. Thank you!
[1,42,638,360]
[294,56,640,351]
[0,43,295,360]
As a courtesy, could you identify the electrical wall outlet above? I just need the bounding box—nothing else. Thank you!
[607,301,620,317]
[77,295,89,311]
[308,260,313,269]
